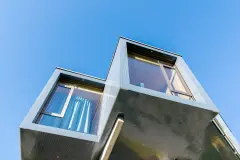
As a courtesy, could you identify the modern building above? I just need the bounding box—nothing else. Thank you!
[20,37,240,160]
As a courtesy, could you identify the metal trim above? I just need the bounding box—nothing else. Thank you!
[75,86,103,95]
[43,112,63,118]
[174,66,195,99]
[171,90,192,97]
[59,82,103,95]
[60,86,74,117]
[163,65,191,95]
[120,36,182,57]
[99,118,124,160]
[38,84,73,119]
[213,118,240,157]
[56,67,105,81]
[133,55,159,66]
[159,63,175,92]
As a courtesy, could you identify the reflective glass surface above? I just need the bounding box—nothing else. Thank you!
[173,92,192,100]
[164,67,187,93]
[44,86,70,114]
[37,85,101,135]
[38,114,61,127]
[128,57,170,93]
[60,89,101,134]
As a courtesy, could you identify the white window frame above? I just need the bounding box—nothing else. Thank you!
[36,83,102,123]
[128,54,194,100]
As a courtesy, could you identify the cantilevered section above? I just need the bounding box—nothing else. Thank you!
[19,37,239,160]
[19,68,105,160]
[97,37,238,160]
[109,117,240,160]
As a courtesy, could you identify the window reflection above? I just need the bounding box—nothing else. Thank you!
[128,54,193,100]
[128,56,170,93]
[164,67,187,93]
[44,86,70,114]
[38,114,61,127]
[37,85,102,135]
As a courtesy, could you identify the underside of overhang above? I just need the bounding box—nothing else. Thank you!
[107,89,219,160]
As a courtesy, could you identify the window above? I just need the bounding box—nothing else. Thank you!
[128,56,171,94]
[128,54,193,100]
[36,84,102,135]
[42,85,70,114]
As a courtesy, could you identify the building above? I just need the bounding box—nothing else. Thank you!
[20,37,240,160]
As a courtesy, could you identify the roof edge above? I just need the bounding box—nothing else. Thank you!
[120,36,182,57]
[56,67,105,81]
[213,114,240,157]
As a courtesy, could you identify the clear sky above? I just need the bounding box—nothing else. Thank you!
[0,0,240,159]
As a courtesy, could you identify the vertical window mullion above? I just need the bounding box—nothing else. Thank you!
[158,62,174,95]
[60,86,75,117]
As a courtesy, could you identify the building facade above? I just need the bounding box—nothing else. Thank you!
[20,37,240,160]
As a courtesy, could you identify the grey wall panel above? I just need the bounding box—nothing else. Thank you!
[214,115,240,154]
[120,39,130,90]
[176,57,218,112]
[90,39,127,159]
[20,69,60,128]
[126,83,217,113]
[97,39,124,137]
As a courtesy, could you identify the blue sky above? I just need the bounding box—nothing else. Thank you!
[0,0,240,159]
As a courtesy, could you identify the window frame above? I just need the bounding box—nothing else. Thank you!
[36,83,103,124]
[128,54,194,100]
[37,84,74,123]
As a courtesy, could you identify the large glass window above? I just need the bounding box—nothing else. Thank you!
[128,54,193,100]
[128,56,170,94]
[43,86,70,114]
[37,84,102,135]
[164,67,187,93]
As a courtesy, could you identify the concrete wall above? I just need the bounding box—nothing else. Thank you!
[176,57,218,112]
[97,39,126,137]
